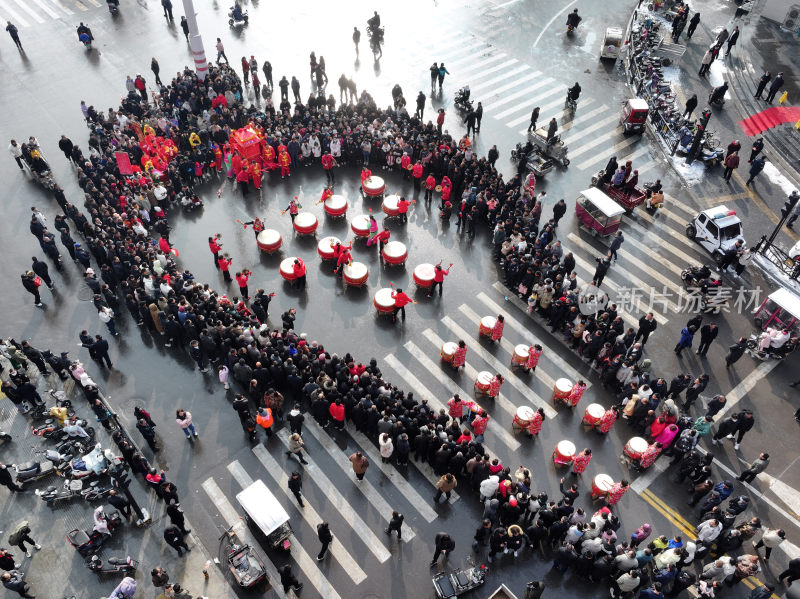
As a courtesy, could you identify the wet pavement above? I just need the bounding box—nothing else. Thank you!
[1,0,800,598]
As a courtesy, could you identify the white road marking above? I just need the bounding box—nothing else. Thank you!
[483,78,552,112]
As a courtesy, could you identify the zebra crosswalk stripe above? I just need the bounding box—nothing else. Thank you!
[470,65,531,93]
[273,431,393,562]
[252,444,368,585]
[0,2,30,27]
[570,128,638,163]
[483,78,551,112]
[469,58,525,82]
[436,317,558,419]
[558,102,606,134]
[28,0,62,17]
[562,113,623,146]
[619,220,690,276]
[302,418,417,542]
[8,0,45,23]
[445,52,511,75]
[507,96,597,129]
[482,72,542,109]
[403,340,522,451]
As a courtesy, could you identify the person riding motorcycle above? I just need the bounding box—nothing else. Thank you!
[456,85,471,104]
[567,82,581,104]
[709,82,728,105]
[758,327,790,353]
[566,9,582,30]
[77,22,93,40]
[106,0,118,10]
[232,2,244,21]
[367,10,380,32]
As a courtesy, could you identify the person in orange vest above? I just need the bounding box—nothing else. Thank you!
[424,173,436,203]
[412,161,424,190]
[292,258,306,288]
[390,287,413,323]
[218,254,233,282]
[397,197,411,223]
[235,269,251,300]
[368,227,391,250]
[321,151,336,184]
[251,161,262,190]
[278,149,291,178]
[236,161,250,196]
[256,406,274,439]
[429,263,452,297]
[400,153,412,180]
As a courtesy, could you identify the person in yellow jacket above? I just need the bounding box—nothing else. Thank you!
[256,406,274,439]
[188,132,201,149]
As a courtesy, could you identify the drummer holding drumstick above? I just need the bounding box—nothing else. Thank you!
[428,262,452,298]
[390,288,413,323]
[571,448,592,476]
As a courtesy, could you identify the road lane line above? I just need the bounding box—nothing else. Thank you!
[713,360,778,420]
[471,65,531,93]
[571,132,641,162]
[483,78,551,112]
[559,102,607,134]
[563,113,626,146]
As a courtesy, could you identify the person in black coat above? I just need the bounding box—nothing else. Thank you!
[20,272,42,306]
[725,337,747,367]
[317,522,333,560]
[635,312,658,345]
[279,564,303,593]
[166,501,189,534]
[431,532,455,565]
[765,72,784,103]
[163,525,190,556]
[697,324,718,357]
[107,489,132,518]
[686,12,700,38]
[683,94,698,118]
[30,257,53,290]
[385,511,404,539]
[91,335,112,368]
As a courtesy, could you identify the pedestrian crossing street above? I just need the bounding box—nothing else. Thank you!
[0,0,101,27]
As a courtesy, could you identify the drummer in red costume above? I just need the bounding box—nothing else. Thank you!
[218,254,233,282]
[487,374,504,398]
[440,176,452,208]
[278,149,291,178]
[236,162,250,196]
[333,243,353,275]
[235,269,251,300]
[369,228,391,250]
[526,407,545,438]
[412,161,423,190]
[447,394,466,422]
[319,186,333,204]
[397,196,411,223]
[637,442,662,470]
[571,448,592,476]
[282,198,301,222]
[452,340,467,369]
[429,263,452,298]
[424,173,436,203]
[606,480,629,506]
[292,258,306,288]
[241,217,265,237]
[251,161,262,190]
[213,144,223,172]
[525,344,543,372]
[491,315,505,342]
[360,166,372,196]
[321,151,336,184]
[598,406,619,434]
[208,234,223,268]
[566,380,587,408]
[400,154,411,180]
[472,409,489,442]
[390,288,413,323]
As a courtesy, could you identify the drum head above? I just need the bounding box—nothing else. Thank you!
[595,474,613,490]
[587,403,605,418]
[556,378,573,393]
[514,344,530,359]
[557,440,576,456]
[326,195,347,210]
[517,406,535,420]
[477,371,493,385]
[480,316,497,329]
[258,229,280,245]
[374,288,394,308]
[383,241,406,258]
[344,262,367,279]
[630,437,648,453]
[295,212,316,227]
[352,214,369,230]
[279,257,296,275]
[441,342,458,355]
[318,236,341,254]
[414,263,435,281]
[383,194,400,209]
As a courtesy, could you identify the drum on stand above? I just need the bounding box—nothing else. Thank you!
[591,474,614,499]
[478,316,497,337]
[279,257,298,281]
[474,371,493,393]
[373,288,395,314]
[553,440,576,466]
[324,194,348,218]
[513,406,535,432]
[351,214,371,239]
[256,229,282,253]
[440,341,458,363]
[317,236,341,261]
[512,344,530,366]
[293,212,318,236]
[623,437,648,461]
[382,193,401,217]
[553,378,573,404]
[362,175,386,198]
[582,403,605,429]
[412,263,435,288]
[381,241,408,266]
[343,261,369,288]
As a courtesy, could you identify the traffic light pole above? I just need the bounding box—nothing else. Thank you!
[768,190,800,245]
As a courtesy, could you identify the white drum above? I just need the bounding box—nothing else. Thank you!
[440,341,458,362]
[481,316,497,331]
[382,193,401,216]
[629,437,648,455]
[256,229,281,253]
[317,236,341,260]
[351,214,371,237]
[413,263,435,287]
[516,406,535,424]
[293,212,318,235]
[343,261,369,287]
[512,344,530,365]
[381,241,407,265]
[475,371,493,392]
[373,287,395,313]
[324,194,348,217]
[279,257,297,280]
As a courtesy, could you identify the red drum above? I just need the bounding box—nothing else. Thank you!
[513,406,535,430]
[293,212,318,235]
[317,236,341,261]
[412,263,435,288]
[279,257,298,281]
[440,342,458,363]
[362,175,385,198]
[582,403,605,428]
[478,316,497,336]
[474,371,493,393]
[373,288,395,314]
[553,440,576,466]
[591,474,614,499]
[553,378,573,403]
[382,193,401,217]
[343,261,369,288]
[256,229,282,253]
[381,241,407,266]
[351,214,371,238]
[623,437,648,461]
[324,195,348,218]
[512,344,530,366]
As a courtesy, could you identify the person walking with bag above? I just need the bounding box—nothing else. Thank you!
[7,523,40,558]
[285,433,309,465]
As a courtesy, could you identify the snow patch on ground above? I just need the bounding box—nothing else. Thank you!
[708,61,729,89]
[660,65,682,83]
[753,253,800,295]
[762,161,798,196]
[668,154,706,186]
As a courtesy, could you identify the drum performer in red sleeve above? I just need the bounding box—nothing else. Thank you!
[428,262,451,298]
[390,288,413,323]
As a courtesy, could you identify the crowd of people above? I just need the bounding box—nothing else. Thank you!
[4,44,786,598]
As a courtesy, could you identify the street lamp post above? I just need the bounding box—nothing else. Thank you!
[181,0,209,80]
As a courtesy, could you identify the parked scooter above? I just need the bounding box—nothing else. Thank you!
[66,509,122,556]
[86,554,138,576]
[38,478,113,506]
[454,86,473,113]
[228,4,248,26]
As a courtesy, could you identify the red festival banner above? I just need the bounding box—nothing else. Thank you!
[115,152,133,175]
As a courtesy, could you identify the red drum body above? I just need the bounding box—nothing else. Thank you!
[553,378,573,403]
[373,288,395,313]
[351,214,371,238]
[362,176,385,198]
[343,262,369,287]
[256,229,282,253]
[440,342,458,363]
[293,212,318,235]
[317,236,341,260]
[478,316,497,337]
[623,437,648,460]
[324,195,348,217]
[553,440,576,466]
[382,193,401,217]
[279,257,298,281]
[381,241,407,266]
[582,403,605,427]
[474,371,493,393]
[413,263,435,288]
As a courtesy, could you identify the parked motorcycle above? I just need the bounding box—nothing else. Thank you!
[227,5,248,26]
[680,264,719,288]
[38,478,113,506]
[66,509,122,556]
[432,565,487,598]
[676,141,722,167]
[86,554,138,576]
[454,86,473,113]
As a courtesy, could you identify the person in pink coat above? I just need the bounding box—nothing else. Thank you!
[491,315,505,341]
[524,344,543,371]
[567,380,587,407]
[654,423,679,449]
[452,340,467,368]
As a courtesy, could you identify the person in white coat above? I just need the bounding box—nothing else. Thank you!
[480,475,499,501]
[696,519,723,547]
[379,433,394,463]
[753,528,785,560]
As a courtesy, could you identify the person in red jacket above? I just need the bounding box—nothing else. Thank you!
[218,254,233,282]
[208,234,222,268]
[334,244,352,275]
[321,152,335,184]
[278,150,291,178]
[397,197,411,223]
[236,162,250,196]
[292,258,306,288]
[329,399,345,430]
[235,270,251,300]
[401,154,411,180]
[424,173,436,203]
[368,228,391,250]
[251,161,262,190]
[412,162,424,190]
[391,288,413,323]
[429,263,452,297]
